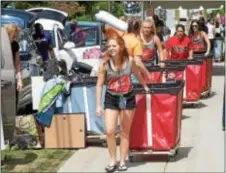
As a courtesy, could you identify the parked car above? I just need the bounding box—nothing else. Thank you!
[1,9,42,111]
[1,8,37,29]
[65,21,103,47]
[1,27,16,141]
[17,29,42,110]
[26,7,103,74]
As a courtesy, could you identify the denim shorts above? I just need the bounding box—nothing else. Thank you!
[104,90,136,111]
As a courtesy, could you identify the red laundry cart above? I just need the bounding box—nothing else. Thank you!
[129,80,184,161]
[166,59,203,103]
[193,53,213,97]
[143,64,186,84]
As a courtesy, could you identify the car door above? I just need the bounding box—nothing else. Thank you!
[53,25,75,72]
[70,26,102,72]
[17,29,41,109]
[25,7,68,26]
[1,27,16,141]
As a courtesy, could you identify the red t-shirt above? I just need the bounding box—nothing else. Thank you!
[165,36,194,60]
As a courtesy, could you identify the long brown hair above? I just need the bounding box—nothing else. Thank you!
[189,19,201,36]
[127,17,141,35]
[103,34,129,68]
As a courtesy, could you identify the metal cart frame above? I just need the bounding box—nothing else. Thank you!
[128,141,180,162]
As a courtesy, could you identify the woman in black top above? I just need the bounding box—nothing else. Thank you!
[5,24,23,92]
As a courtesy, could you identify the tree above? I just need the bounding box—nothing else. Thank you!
[1,1,51,9]
[2,1,124,21]
[51,2,85,20]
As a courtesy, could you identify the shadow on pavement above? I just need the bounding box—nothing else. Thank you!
[183,102,207,109]
[200,91,217,100]
[128,154,169,163]
[122,159,147,169]
[127,147,193,165]
[182,114,191,120]
[212,63,225,76]
[168,146,193,162]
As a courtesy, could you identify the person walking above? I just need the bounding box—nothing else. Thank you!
[4,23,23,102]
[207,19,216,53]
[164,24,194,60]
[213,20,224,62]
[96,34,149,172]
[188,19,211,56]
[122,17,150,79]
[140,18,165,67]
[33,23,55,62]
[199,16,208,34]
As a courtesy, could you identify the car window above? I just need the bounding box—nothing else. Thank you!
[81,27,98,46]
[65,23,99,47]
[57,28,67,49]
[19,30,36,53]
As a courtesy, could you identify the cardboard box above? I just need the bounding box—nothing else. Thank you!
[45,113,85,149]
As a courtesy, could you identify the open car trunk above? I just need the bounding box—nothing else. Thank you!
[25,7,68,26]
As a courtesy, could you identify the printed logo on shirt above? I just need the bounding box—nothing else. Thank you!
[172,46,188,53]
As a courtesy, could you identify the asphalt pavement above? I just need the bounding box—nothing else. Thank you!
[58,62,225,173]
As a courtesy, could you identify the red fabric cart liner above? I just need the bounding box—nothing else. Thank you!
[130,91,183,150]
[185,64,202,101]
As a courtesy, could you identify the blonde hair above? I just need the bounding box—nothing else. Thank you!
[4,23,20,41]
[142,18,157,35]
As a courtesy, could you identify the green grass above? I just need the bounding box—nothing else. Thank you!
[1,149,75,173]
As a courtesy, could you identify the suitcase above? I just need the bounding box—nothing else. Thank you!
[129,80,184,156]
[166,59,203,103]
[193,53,213,96]
[45,113,85,149]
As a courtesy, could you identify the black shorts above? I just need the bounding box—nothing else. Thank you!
[104,90,136,111]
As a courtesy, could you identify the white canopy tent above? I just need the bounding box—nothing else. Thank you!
[145,1,225,9]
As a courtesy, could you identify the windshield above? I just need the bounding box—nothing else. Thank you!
[81,27,97,46]
[65,23,99,47]
[57,28,67,47]
[19,30,36,53]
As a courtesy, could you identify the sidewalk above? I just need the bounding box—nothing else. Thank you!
[58,62,225,172]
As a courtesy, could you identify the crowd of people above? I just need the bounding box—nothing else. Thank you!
[3,11,225,172]
[96,15,225,172]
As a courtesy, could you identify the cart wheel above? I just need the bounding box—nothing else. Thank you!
[207,92,211,97]
[129,155,134,163]
[169,155,175,162]
[175,148,179,155]
[102,141,107,147]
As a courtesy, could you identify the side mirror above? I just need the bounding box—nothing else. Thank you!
[63,41,75,49]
